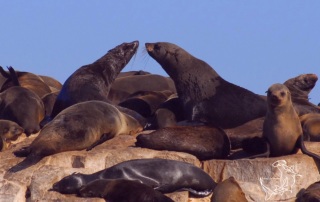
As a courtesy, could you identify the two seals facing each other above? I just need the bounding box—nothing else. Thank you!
[50,40,139,119]
[146,42,267,129]
[77,179,174,202]
[9,100,143,172]
[136,125,230,160]
[50,158,217,197]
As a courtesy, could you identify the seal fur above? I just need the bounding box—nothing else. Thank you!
[50,158,216,197]
[9,100,143,172]
[145,42,267,128]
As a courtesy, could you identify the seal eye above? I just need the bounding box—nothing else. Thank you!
[154,44,160,51]
[280,91,286,97]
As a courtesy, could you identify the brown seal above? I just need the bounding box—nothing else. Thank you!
[50,158,216,197]
[136,125,230,160]
[300,113,320,141]
[117,70,150,78]
[41,91,60,119]
[50,41,139,119]
[284,73,320,115]
[0,86,44,136]
[9,100,143,172]
[118,90,174,118]
[0,120,24,151]
[243,83,320,160]
[107,74,176,104]
[0,66,52,98]
[77,179,174,202]
[296,181,320,202]
[211,177,248,202]
[145,42,267,129]
[38,75,63,92]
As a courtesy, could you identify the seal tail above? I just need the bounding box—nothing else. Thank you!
[8,153,43,173]
[299,135,320,161]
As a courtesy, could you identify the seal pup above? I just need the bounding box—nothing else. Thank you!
[296,181,320,202]
[50,158,217,197]
[50,40,139,119]
[136,125,230,160]
[300,113,320,141]
[0,120,24,151]
[145,42,267,129]
[77,179,174,202]
[211,177,248,202]
[9,100,143,172]
[243,83,320,159]
[0,86,44,136]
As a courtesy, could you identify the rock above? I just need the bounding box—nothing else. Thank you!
[1,131,320,201]
[0,133,201,201]
[204,142,320,201]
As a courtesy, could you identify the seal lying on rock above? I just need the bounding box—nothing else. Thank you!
[50,40,139,119]
[136,125,230,160]
[50,158,216,197]
[145,42,267,129]
[9,100,143,172]
[77,179,174,202]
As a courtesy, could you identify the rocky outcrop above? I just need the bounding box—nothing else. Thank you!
[0,132,320,202]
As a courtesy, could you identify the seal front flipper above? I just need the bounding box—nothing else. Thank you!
[86,133,114,151]
[13,146,31,157]
[8,153,43,173]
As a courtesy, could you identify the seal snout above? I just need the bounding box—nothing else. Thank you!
[145,43,154,52]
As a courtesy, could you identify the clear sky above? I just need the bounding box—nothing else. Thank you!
[1,1,319,104]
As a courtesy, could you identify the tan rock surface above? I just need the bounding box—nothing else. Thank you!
[1,132,320,202]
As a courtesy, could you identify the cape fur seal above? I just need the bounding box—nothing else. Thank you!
[77,179,174,202]
[118,90,173,118]
[284,73,320,115]
[0,66,52,98]
[0,120,24,151]
[136,125,230,160]
[296,181,320,202]
[9,100,143,172]
[243,83,320,160]
[211,177,248,202]
[0,86,44,136]
[300,113,320,141]
[50,40,139,119]
[51,158,216,197]
[108,74,176,105]
[145,42,267,128]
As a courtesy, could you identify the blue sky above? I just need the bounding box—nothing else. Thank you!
[1,1,319,104]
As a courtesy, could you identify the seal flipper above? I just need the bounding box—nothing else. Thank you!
[13,146,31,157]
[86,133,114,151]
[299,134,320,161]
[8,153,44,173]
